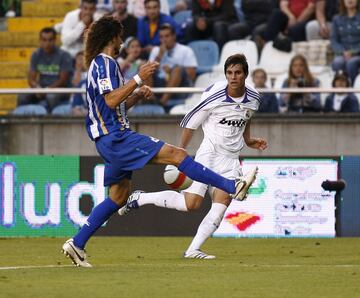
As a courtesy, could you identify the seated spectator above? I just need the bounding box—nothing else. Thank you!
[252,68,279,113]
[61,0,101,58]
[17,27,73,113]
[71,79,88,116]
[117,37,146,82]
[128,0,169,17]
[137,0,181,57]
[149,23,197,109]
[184,0,238,49]
[173,0,191,14]
[306,0,339,40]
[1,0,20,17]
[111,0,138,41]
[229,0,275,41]
[330,0,360,85]
[324,72,359,112]
[280,54,321,113]
[96,0,113,15]
[257,0,316,49]
[72,51,87,87]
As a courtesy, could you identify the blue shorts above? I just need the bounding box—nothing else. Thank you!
[95,129,165,186]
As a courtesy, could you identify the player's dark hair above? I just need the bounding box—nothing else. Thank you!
[84,16,123,68]
[144,0,160,6]
[81,0,97,5]
[224,54,249,77]
[39,27,57,38]
[159,23,176,35]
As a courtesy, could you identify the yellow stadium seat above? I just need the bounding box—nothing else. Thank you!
[0,48,35,62]
[7,17,63,32]
[0,79,28,88]
[0,62,28,79]
[22,1,77,17]
[0,32,61,47]
[0,95,18,110]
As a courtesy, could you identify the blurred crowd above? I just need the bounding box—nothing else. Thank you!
[3,0,360,115]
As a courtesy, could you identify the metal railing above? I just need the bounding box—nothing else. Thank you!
[1,87,360,94]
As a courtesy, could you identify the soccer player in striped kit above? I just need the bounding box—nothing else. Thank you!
[119,54,267,259]
[62,17,258,267]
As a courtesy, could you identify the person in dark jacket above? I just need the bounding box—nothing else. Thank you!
[324,72,359,112]
[184,0,238,48]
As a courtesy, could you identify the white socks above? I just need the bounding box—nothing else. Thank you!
[186,202,227,252]
[137,191,188,212]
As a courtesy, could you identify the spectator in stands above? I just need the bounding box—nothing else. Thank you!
[72,51,87,87]
[128,0,169,17]
[96,0,113,15]
[306,0,339,40]
[149,23,197,109]
[1,0,20,17]
[117,37,146,82]
[229,0,275,41]
[71,79,88,116]
[330,0,360,85]
[251,68,279,113]
[280,54,321,113]
[17,27,73,113]
[173,0,191,14]
[324,72,359,112]
[184,0,238,49]
[111,0,138,41]
[137,0,181,57]
[61,0,101,58]
[257,0,316,49]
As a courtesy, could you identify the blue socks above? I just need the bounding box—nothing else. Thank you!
[73,197,120,249]
[178,156,236,194]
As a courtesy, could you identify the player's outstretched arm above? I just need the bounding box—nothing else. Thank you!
[243,120,268,150]
[104,62,159,109]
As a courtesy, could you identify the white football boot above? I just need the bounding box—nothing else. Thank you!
[184,250,216,260]
[232,166,258,201]
[62,239,92,268]
[118,190,143,216]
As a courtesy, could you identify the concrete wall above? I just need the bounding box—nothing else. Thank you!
[1,114,360,156]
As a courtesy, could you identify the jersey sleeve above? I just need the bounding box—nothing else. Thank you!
[180,93,214,129]
[95,56,120,95]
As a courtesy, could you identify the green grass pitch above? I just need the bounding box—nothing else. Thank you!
[0,237,359,298]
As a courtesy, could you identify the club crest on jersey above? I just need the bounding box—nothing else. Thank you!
[219,118,246,127]
[98,78,112,92]
[244,109,252,119]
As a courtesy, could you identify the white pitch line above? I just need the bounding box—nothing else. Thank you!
[0,264,74,270]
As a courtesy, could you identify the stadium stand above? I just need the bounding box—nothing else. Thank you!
[212,39,259,74]
[188,40,219,74]
[0,0,77,115]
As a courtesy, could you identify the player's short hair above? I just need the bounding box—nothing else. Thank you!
[81,0,97,5]
[224,54,249,77]
[144,0,160,6]
[159,23,176,35]
[39,27,57,38]
[84,16,123,68]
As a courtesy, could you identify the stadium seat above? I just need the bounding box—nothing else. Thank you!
[173,10,192,27]
[212,40,259,74]
[258,42,295,77]
[188,40,219,74]
[352,74,360,104]
[317,71,334,107]
[52,104,72,115]
[169,72,226,115]
[128,104,165,116]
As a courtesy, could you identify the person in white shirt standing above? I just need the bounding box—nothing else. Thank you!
[149,23,197,108]
[61,0,102,58]
[118,53,268,259]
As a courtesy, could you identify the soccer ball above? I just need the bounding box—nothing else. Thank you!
[163,165,193,191]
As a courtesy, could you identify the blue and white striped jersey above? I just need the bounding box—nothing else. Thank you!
[85,53,129,141]
[180,81,260,157]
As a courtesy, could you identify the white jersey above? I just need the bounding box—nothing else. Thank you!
[180,81,260,158]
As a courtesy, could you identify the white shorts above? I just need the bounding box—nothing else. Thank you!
[183,149,242,199]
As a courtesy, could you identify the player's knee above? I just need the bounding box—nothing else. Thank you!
[171,147,188,165]
[186,199,202,211]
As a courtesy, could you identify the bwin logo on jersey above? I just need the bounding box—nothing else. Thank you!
[219,118,247,127]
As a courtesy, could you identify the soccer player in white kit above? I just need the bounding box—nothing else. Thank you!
[119,54,268,259]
